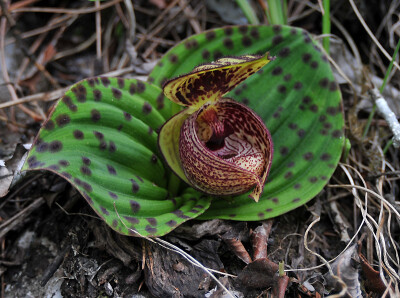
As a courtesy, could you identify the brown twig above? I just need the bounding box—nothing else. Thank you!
[5,14,74,46]
[134,0,182,52]
[179,0,202,34]
[11,0,122,14]
[95,0,102,60]
[3,0,39,11]
[0,0,59,88]
[52,33,96,61]
[0,4,42,122]
[0,87,68,110]
[0,173,42,210]
[40,245,70,286]
[0,197,45,239]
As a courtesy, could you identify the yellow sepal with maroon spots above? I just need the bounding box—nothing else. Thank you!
[163,53,273,112]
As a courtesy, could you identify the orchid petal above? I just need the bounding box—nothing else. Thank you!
[179,99,273,202]
[163,53,273,111]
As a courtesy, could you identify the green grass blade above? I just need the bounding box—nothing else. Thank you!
[236,0,260,25]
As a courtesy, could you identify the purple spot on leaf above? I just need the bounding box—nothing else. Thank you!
[117,78,125,89]
[145,226,157,234]
[124,216,139,224]
[146,218,157,226]
[238,25,248,34]
[48,164,60,171]
[172,210,190,219]
[49,141,62,152]
[151,154,158,164]
[279,147,289,155]
[56,114,70,127]
[166,220,177,227]
[99,141,107,151]
[109,191,118,199]
[319,78,329,88]
[93,131,104,139]
[137,81,146,93]
[284,171,293,179]
[130,200,140,213]
[283,74,292,81]
[130,179,140,193]
[101,77,110,87]
[129,83,136,94]
[112,88,122,99]
[223,38,234,49]
[82,157,91,165]
[272,35,283,45]
[100,206,109,215]
[332,130,342,138]
[297,129,306,138]
[202,50,210,59]
[62,96,77,112]
[242,36,252,47]
[91,109,101,122]
[82,182,92,192]
[278,85,286,93]
[59,160,69,167]
[272,67,282,76]
[169,54,178,63]
[36,142,49,153]
[142,102,152,114]
[123,111,132,121]
[303,152,314,161]
[250,28,259,39]
[73,130,84,139]
[107,164,117,175]
[321,153,331,161]
[109,141,116,153]
[80,166,91,176]
[62,172,72,179]
[279,47,290,57]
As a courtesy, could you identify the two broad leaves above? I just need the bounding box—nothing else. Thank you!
[23,25,344,236]
[23,78,211,237]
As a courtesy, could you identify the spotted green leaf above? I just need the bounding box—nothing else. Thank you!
[149,25,345,220]
[22,78,211,237]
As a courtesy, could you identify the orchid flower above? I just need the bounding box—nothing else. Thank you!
[158,53,274,202]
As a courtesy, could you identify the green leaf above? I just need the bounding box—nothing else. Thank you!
[22,78,211,237]
[149,25,344,220]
